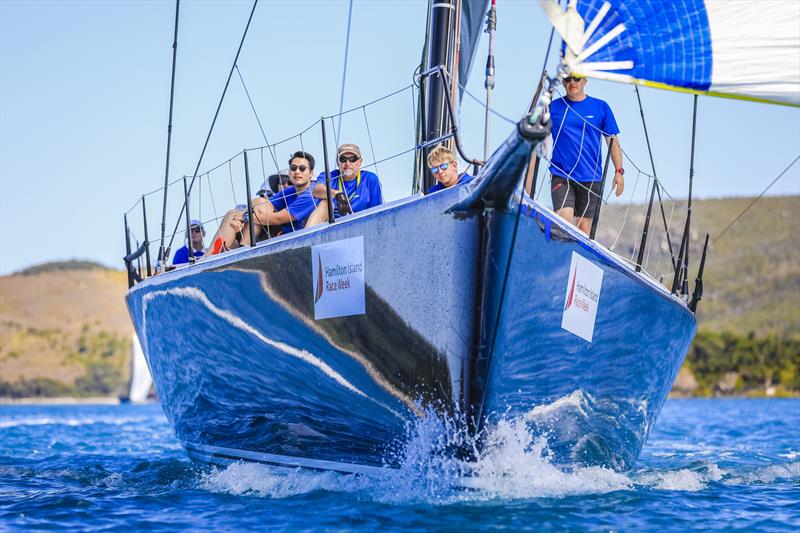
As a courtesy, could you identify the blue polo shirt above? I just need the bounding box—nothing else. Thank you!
[549,95,619,182]
[173,245,204,265]
[269,186,320,234]
[314,169,383,217]
[428,172,473,194]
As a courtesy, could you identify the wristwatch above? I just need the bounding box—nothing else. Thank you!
[616,168,625,175]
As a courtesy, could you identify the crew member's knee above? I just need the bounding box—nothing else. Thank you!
[305,201,329,228]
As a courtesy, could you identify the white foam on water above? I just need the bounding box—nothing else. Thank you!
[194,412,799,503]
[455,418,632,501]
[199,461,371,498]
[723,461,800,486]
[634,462,726,492]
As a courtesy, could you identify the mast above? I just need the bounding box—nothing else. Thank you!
[422,0,458,193]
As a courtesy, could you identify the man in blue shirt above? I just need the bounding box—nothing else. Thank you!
[207,152,320,254]
[426,144,473,193]
[311,143,383,219]
[172,220,205,265]
[251,151,320,236]
[549,74,624,234]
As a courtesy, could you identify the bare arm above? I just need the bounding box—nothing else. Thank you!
[312,182,343,200]
[607,136,624,196]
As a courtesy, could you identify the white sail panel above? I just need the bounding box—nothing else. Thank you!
[706,2,800,106]
[129,332,153,403]
[539,0,800,107]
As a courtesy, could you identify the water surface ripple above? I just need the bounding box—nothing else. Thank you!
[1,399,798,530]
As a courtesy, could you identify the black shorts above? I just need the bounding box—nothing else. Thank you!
[551,176,602,219]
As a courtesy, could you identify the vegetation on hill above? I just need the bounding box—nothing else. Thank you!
[0,197,797,398]
[682,330,799,397]
[17,260,111,276]
[0,268,130,398]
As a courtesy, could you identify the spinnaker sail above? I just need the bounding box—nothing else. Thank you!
[539,0,800,106]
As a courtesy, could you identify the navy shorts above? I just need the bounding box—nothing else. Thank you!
[551,176,602,219]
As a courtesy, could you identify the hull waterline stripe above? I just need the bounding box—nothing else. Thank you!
[185,442,391,476]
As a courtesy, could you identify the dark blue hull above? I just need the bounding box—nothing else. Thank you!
[126,131,696,473]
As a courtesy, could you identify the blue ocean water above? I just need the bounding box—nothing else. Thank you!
[1,399,798,531]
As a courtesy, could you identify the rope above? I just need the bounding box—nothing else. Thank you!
[712,155,800,245]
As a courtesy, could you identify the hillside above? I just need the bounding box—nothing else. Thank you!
[596,195,800,336]
[0,195,797,398]
[0,266,131,397]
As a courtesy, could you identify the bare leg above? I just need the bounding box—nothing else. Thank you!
[305,201,330,228]
[209,209,245,253]
[242,197,273,243]
[555,206,574,224]
[576,217,592,235]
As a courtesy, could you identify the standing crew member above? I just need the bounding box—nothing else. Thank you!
[549,74,624,234]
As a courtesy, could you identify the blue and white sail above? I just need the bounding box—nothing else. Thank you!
[539,0,800,106]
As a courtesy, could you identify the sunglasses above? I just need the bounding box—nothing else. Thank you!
[289,164,308,172]
[338,155,360,163]
[563,76,584,84]
[430,162,450,174]
[191,227,203,233]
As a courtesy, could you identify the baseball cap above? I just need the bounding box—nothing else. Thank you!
[337,143,362,159]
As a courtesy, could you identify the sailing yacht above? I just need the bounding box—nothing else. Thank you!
[124,0,799,474]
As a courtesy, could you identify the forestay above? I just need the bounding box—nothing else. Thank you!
[539,0,800,107]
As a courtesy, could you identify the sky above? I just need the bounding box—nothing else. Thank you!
[1,0,798,275]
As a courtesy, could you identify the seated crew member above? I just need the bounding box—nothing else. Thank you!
[309,143,383,222]
[208,151,321,254]
[251,151,321,236]
[172,219,206,265]
[256,171,291,199]
[426,145,473,193]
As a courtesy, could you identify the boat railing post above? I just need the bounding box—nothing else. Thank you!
[124,214,134,289]
[636,181,657,272]
[320,117,335,224]
[243,150,256,246]
[671,225,689,294]
[589,137,614,240]
[141,195,152,277]
[182,176,194,264]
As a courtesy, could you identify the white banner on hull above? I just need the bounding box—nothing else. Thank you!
[312,236,366,320]
[561,251,604,342]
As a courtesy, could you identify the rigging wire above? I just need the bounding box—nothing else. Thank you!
[712,155,800,246]
[337,0,355,138]
[235,65,280,172]
[167,0,259,254]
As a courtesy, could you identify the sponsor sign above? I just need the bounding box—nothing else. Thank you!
[561,251,604,342]
[311,236,366,320]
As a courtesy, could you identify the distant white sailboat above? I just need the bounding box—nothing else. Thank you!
[127,332,154,403]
